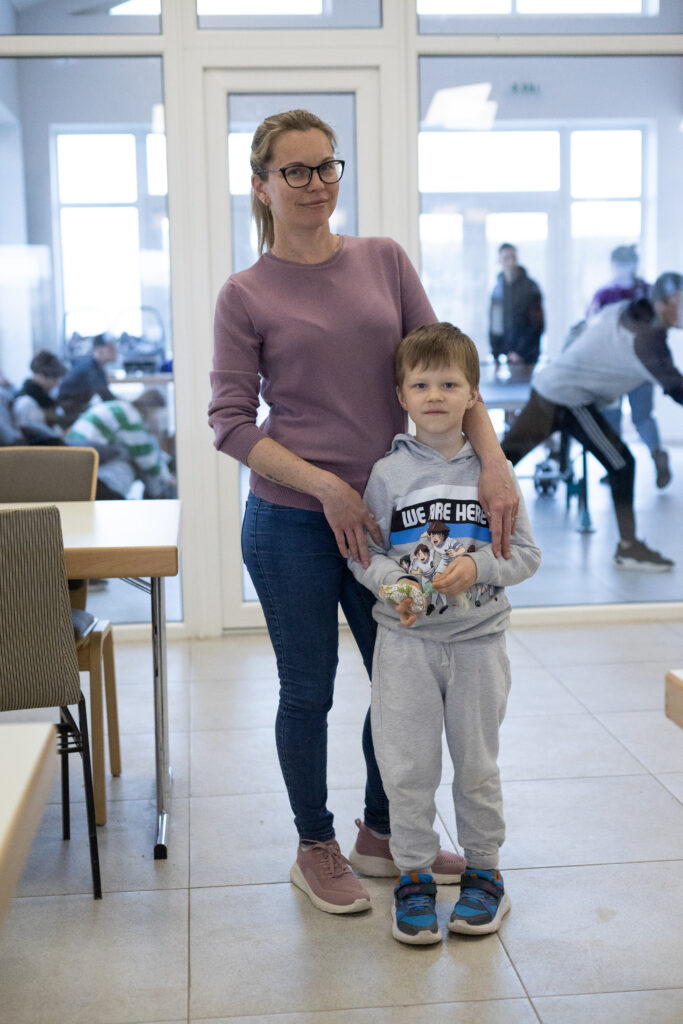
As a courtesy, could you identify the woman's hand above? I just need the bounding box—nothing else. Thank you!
[478,458,519,559]
[319,476,384,568]
[432,555,477,596]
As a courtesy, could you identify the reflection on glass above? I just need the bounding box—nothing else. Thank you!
[419,131,560,193]
[197,0,381,28]
[57,134,138,205]
[570,130,642,199]
[2,0,160,35]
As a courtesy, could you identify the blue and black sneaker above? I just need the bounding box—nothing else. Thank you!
[448,868,510,935]
[392,873,441,945]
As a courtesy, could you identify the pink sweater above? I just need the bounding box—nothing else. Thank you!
[209,235,436,511]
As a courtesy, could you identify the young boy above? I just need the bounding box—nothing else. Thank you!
[349,322,541,945]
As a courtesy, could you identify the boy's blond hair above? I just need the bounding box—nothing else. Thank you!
[395,322,480,391]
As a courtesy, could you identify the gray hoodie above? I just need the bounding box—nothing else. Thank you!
[349,434,541,641]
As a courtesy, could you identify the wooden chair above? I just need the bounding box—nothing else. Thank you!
[0,445,120,824]
[0,505,101,897]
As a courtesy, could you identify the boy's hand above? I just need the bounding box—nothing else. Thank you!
[432,554,477,595]
[379,580,426,628]
[395,595,421,628]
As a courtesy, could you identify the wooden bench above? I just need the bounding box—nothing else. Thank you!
[665,669,683,729]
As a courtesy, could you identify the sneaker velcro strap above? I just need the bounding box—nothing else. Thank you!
[461,875,502,898]
[397,881,437,898]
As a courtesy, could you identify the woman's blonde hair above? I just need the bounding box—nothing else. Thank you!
[250,109,338,254]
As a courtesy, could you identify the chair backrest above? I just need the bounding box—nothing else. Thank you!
[0,446,98,502]
[0,505,81,711]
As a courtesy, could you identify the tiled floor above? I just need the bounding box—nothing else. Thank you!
[2,623,683,1023]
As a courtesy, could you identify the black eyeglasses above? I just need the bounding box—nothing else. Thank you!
[257,159,345,189]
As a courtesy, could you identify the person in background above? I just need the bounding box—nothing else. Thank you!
[66,389,175,499]
[489,243,545,370]
[587,244,670,489]
[208,108,518,919]
[13,349,67,444]
[502,272,683,573]
[0,370,22,446]
[58,333,118,427]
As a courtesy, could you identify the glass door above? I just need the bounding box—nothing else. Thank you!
[204,67,381,629]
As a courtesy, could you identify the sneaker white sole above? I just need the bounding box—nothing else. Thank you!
[614,560,673,573]
[391,904,442,945]
[448,891,511,935]
[289,862,371,915]
[348,844,462,885]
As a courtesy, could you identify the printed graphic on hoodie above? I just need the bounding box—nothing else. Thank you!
[389,485,490,547]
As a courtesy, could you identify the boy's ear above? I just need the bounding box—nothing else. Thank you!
[466,387,479,410]
[396,384,408,411]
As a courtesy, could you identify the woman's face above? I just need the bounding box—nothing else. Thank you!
[252,128,339,240]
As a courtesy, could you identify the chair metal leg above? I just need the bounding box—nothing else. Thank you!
[86,634,107,826]
[57,717,70,841]
[76,698,102,899]
[102,625,121,777]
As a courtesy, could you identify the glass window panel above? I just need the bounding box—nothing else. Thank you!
[419,131,560,193]
[2,0,160,35]
[519,0,642,10]
[571,200,641,238]
[146,134,168,196]
[228,92,357,275]
[571,130,642,199]
[418,0,682,34]
[197,0,381,29]
[57,134,138,205]
[419,54,683,608]
[60,207,141,326]
[0,56,178,622]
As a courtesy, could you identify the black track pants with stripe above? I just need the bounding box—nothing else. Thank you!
[501,388,636,542]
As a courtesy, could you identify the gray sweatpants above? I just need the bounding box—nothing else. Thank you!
[371,625,511,874]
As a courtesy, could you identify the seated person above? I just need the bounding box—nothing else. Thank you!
[13,350,67,444]
[502,272,683,572]
[58,333,118,427]
[65,389,176,500]
[0,370,22,446]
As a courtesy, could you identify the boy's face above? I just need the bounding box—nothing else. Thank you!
[397,362,478,447]
[416,549,429,563]
[430,531,447,546]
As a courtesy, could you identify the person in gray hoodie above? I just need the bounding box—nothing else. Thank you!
[349,322,540,946]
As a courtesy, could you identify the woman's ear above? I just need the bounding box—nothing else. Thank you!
[251,172,269,205]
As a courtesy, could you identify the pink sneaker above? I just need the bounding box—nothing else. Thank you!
[348,819,465,884]
[290,838,371,914]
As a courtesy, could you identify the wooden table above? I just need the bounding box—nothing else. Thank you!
[0,723,58,926]
[0,500,180,859]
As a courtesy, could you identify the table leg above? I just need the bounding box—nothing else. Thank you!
[151,576,172,859]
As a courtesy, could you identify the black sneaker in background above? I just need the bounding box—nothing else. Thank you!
[614,539,674,572]
[652,448,672,489]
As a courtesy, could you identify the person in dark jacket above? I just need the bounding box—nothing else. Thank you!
[489,243,545,369]
[13,349,67,444]
[58,333,118,427]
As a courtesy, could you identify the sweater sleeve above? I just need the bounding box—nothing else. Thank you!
[465,463,541,587]
[208,278,266,464]
[347,464,412,598]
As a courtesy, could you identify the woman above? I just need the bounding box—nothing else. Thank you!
[209,109,518,916]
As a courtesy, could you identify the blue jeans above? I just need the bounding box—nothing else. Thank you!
[241,493,390,842]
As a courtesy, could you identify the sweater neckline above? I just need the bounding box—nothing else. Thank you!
[262,235,346,269]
